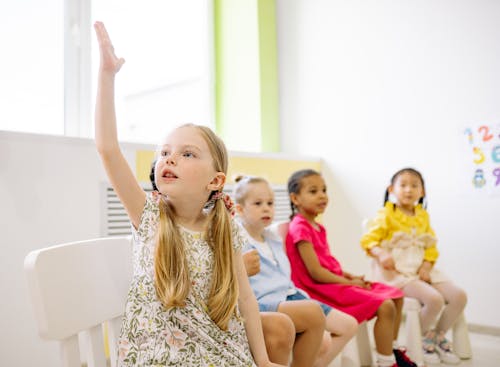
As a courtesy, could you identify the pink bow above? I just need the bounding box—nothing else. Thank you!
[211,191,235,217]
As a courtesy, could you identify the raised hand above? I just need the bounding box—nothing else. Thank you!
[94,21,125,74]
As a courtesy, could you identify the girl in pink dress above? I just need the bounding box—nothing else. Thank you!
[285,169,416,367]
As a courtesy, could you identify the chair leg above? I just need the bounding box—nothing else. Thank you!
[340,337,362,367]
[340,321,373,367]
[403,298,424,366]
[60,335,81,367]
[452,312,472,359]
[356,322,373,367]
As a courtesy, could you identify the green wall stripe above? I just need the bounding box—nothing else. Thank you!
[257,0,280,152]
[214,0,280,152]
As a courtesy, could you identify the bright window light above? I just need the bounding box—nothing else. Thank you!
[0,0,64,135]
[0,0,212,144]
[91,0,213,144]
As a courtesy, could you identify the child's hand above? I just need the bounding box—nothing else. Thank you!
[350,277,371,289]
[243,249,260,276]
[377,249,395,270]
[418,261,433,283]
[94,21,125,74]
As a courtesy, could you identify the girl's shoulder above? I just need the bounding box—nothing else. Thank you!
[414,204,429,216]
[230,218,246,252]
[289,213,307,226]
[384,202,430,225]
[289,214,320,234]
[382,201,396,214]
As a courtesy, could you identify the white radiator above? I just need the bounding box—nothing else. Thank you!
[102,184,292,237]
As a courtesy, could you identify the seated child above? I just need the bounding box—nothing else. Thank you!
[285,169,416,367]
[361,168,467,365]
[234,175,358,367]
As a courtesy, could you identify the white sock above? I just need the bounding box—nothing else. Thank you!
[376,352,396,367]
[393,340,400,350]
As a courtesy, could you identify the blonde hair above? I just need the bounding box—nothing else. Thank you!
[154,124,238,330]
[233,175,269,205]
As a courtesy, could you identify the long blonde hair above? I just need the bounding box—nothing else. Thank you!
[154,124,238,330]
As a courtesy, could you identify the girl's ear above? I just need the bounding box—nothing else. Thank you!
[387,185,394,194]
[290,192,299,206]
[208,172,226,191]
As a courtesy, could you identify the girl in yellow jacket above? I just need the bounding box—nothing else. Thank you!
[361,168,467,366]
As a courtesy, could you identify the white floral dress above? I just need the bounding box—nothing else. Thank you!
[117,194,256,366]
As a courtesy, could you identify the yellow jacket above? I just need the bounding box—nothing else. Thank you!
[360,202,439,263]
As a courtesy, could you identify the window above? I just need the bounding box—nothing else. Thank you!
[0,0,213,143]
[91,0,214,143]
[0,0,64,135]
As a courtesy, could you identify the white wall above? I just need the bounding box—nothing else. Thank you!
[276,0,500,328]
[0,131,154,366]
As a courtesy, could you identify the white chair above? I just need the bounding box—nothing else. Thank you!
[24,237,132,367]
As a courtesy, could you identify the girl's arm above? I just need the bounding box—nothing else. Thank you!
[423,212,439,264]
[360,209,395,270]
[94,22,146,228]
[297,241,369,288]
[234,251,285,367]
[370,246,395,270]
[417,261,433,283]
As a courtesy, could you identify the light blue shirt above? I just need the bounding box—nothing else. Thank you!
[240,224,304,312]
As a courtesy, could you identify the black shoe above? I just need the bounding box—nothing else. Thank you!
[393,348,418,367]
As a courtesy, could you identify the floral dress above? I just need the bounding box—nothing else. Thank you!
[117,194,256,366]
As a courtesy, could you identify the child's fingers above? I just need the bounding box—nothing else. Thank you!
[94,21,114,51]
[116,57,126,71]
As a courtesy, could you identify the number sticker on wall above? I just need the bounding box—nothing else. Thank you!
[463,124,500,194]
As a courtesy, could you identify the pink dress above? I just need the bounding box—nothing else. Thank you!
[286,214,403,323]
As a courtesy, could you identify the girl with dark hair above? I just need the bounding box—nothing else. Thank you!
[286,169,415,367]
[361,168,467,365]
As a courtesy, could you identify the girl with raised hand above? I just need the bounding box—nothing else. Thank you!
[286,169,416,367]
[234,175,358,367]
[149,161,296,365]
[361,168,467,365]
[94,21,284,367]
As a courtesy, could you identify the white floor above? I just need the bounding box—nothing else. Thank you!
[330,331,500,367]
[457,332,499,367]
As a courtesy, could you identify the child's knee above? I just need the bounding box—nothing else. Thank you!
[264,313,295,351]
[274,317,296,350]
[345,314,359,338]
[377,299,396,319]
[453,288,468,308]
[308,302,327,328]
[427,293,445,312]
[326,310,358,337]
